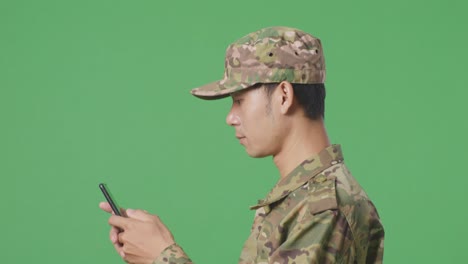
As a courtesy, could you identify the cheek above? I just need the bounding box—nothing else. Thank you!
[250,113,276,142]
[261,113,284,147]
[240,92,276,141]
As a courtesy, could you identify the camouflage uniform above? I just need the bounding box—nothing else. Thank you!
[239,145,384,263]
[154,27,385,263]
[154,145,384,264]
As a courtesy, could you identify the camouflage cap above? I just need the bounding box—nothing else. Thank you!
[191,26,326,100]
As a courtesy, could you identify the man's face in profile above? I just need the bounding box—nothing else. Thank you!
[225,86,284,158]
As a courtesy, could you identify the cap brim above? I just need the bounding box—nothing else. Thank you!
[190,80,253,100]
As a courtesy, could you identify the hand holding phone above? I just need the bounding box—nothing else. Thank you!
[99,183,177,262]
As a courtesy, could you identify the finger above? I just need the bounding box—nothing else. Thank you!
[108,215,132,230]
[120,243,143,263]
[110,227,124,256]
[100,202,127,216]
[118,230,132,245]
[113,239,124,257]
[99,202,113,213]
[126,208,152,221]
[109,226,119,244]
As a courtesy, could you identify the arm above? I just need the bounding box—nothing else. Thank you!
[269,209,354,264]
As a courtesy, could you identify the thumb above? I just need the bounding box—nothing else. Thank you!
[126,209,151,221]
[99,202,126,216]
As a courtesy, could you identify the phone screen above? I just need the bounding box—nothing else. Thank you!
[99,183,122,216]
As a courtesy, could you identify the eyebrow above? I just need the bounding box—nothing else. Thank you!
[231,89,247,98]
[231,93,242,99]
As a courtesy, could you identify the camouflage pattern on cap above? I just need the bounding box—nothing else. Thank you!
[191,26,326,100]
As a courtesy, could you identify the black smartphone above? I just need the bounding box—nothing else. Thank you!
[99,183,122,216]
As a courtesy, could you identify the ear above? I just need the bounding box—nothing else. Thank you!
[278,81,295,114]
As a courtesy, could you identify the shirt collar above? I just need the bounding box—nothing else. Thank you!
[250,144,344,211]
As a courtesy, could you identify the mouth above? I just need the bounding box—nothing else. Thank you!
[236,136,246,145]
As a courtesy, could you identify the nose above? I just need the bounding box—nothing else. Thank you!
[226,108,240,126]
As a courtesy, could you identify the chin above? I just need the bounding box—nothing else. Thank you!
[245,149,270,158]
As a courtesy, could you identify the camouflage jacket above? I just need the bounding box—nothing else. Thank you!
[154,144,385,264]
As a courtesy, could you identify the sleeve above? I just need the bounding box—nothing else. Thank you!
[269,208,354,264]
[153,243,194,264]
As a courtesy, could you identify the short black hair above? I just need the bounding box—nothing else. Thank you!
[257,83,326,120]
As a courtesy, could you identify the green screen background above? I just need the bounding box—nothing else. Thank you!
[2,0,467,263]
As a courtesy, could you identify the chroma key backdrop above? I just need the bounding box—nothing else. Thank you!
[1,0,467,263]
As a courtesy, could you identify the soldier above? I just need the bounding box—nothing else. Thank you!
[100,26,385,264]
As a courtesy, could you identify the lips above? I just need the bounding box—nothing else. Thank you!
[236,135,246,145]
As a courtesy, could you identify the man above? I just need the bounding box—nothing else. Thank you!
[100,26,385,263]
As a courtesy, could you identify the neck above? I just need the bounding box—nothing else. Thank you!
[272,118,330,179]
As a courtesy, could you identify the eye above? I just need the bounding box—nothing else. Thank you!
[232,98,243,106]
